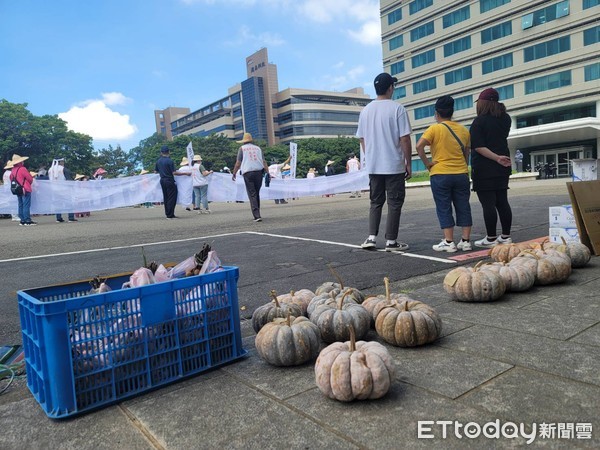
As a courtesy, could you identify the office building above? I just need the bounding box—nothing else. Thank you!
[156,48,371,146]
[154,107,190,140]
[381,0,600,175]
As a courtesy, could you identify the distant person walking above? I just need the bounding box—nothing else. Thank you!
[8,154,36,226]
[346,154,361,198]
[48,158,77,223]
[356,72,412,252]
[155,145,190,219]
[232,132,270,222]
[470,88,513,248]
[416,95,472,253]
[192,154,212,214]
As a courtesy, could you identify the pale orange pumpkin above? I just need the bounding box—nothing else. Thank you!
[443,261,506,302]
[362,277,410,327]
[252,291,303,333]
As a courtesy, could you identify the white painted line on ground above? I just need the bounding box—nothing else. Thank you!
[245,231,457,264]
[0,232,246,264]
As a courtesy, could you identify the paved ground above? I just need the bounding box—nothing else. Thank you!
[0,177,598,449]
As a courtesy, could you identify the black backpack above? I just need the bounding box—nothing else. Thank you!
[10,169,24,196]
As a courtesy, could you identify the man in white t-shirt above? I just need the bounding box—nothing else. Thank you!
[356,72,412,252]
[232,132,270,222]
[346,154,361,198]
[268,155,291,204]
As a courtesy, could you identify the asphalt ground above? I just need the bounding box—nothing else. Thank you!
[0,177,570,348]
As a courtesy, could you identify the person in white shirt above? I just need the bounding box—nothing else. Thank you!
[356,72,412,252]
[231,132,270,222]
[346,154,361,198]
[2,160,20,221]
[191,154,213,214]
[268,155,291,204]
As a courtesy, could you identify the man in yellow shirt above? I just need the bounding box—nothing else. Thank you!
[416,96,472,252]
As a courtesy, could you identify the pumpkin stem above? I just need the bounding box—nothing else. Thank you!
[474,260,486,271]
[286,310,291,327]
[327,263,344,290]
[401,300,409,312]
[348,324,356,352]
[338,290,351,310]
[560,236,567,246]
[290,290,295,297]
[270,290,280,307]
[384,277,390,302]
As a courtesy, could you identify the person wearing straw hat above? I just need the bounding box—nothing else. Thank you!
[191,154,213,214]
[268,155,291,204]
[155,145,190,219]
[346,154,361,198]
[231,132,270,222]
[178,157,195,212]
[3,160,21,222]
[8,154,36,226]
[306,168,316,179]
[324,159,336,176]
[48,158,77,223]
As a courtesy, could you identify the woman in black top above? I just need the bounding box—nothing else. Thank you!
[470,88,513,248]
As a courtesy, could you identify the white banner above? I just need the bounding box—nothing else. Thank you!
[289,142,298,179]
[0,171,369,214]
[186,141,194,166]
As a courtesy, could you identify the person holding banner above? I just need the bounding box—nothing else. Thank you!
[346,154,361,198]
[268,156,291,204]
[155,145,190,219]
[232,132,270,222]
[192,154,212,213]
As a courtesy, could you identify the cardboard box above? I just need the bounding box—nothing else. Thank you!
[549,227,580,244]
[567,180,600,255]
[549,205,576,228]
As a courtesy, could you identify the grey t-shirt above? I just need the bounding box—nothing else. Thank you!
[356,99,412,175]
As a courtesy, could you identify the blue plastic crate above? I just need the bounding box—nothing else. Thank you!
[18,266,247,418]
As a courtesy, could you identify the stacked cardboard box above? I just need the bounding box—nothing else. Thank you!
[549,205,580,244]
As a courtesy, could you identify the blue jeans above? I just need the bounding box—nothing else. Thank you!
[193,185,209,210]
[430,174,472,229]
[18,193,32,223]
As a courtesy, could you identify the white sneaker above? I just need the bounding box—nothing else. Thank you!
[496,236,513,244]
[432,240,457,252]
[456,240,472,251]
[475,237,498,248]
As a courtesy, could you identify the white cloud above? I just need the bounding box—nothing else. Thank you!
[225,25,285,47]
[322,64,366,90]
[348,19,381,45]
[59,93,138,141]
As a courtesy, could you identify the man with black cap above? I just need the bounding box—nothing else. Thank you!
[356,72,412,252]
[155,145,190,219]
[416,95,473,253]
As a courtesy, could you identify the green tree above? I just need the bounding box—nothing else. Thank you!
[95,144,134,176]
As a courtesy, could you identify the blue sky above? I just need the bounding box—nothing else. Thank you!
[1,0,382,152]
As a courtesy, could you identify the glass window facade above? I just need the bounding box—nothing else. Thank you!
[522,1,570,30]
[409,0,433,15]
[388,8,402,25]
[389,35,404,50]
[391,61,405,75]
[393,86,407,100]
[524,36,570,62]
[524,70,572,94]
[454,95,473,111]
[481,21,512,44]
[230,92,241,104]
[584,62,600,81]
[412,50,435,68]
[445,66,472,85]
[413,77,437,94]
[414,105,436,120]
[584,26,600,45]
[516,104,596,128]
[241,77,268,141]
[496,84,515,100]
[443,6,470,28]
[482,53,514,74]
[444,36,471,57]
[480,0,510,13]
[410,21,434,42]
[584,0,600,9]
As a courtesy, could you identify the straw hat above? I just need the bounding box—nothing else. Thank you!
[193,154,202,161]
[282,164,291,170]
[9,154,29,165]
[326,160,335,166]
[74,173,85,180]
[29,171,38,177]
[236,132,253,144]
[308,168,316,173]
[139,169,149,175]
[180,157,189,166]
[3,160,13,170]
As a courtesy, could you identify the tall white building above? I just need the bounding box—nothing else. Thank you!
[381,0,600,175]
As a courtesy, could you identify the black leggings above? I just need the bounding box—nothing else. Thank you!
[476,189,512,237]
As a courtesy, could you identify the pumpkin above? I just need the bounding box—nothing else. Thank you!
[550,237,592,268]
[489,243,529,263]
[362,277,410,327]
[252,290,303,333]
[277,289,315,317]
[443,261,506,302]
[479,261,536,292]
[255,313,321,366]
[375,298,442,347]
[310,291,370,343]
[307,291,357,318]
[514,249,571,285]
[314,325,395,402]
[314,264,365,304]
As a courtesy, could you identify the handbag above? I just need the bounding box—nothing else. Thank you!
[10,169,24,196]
